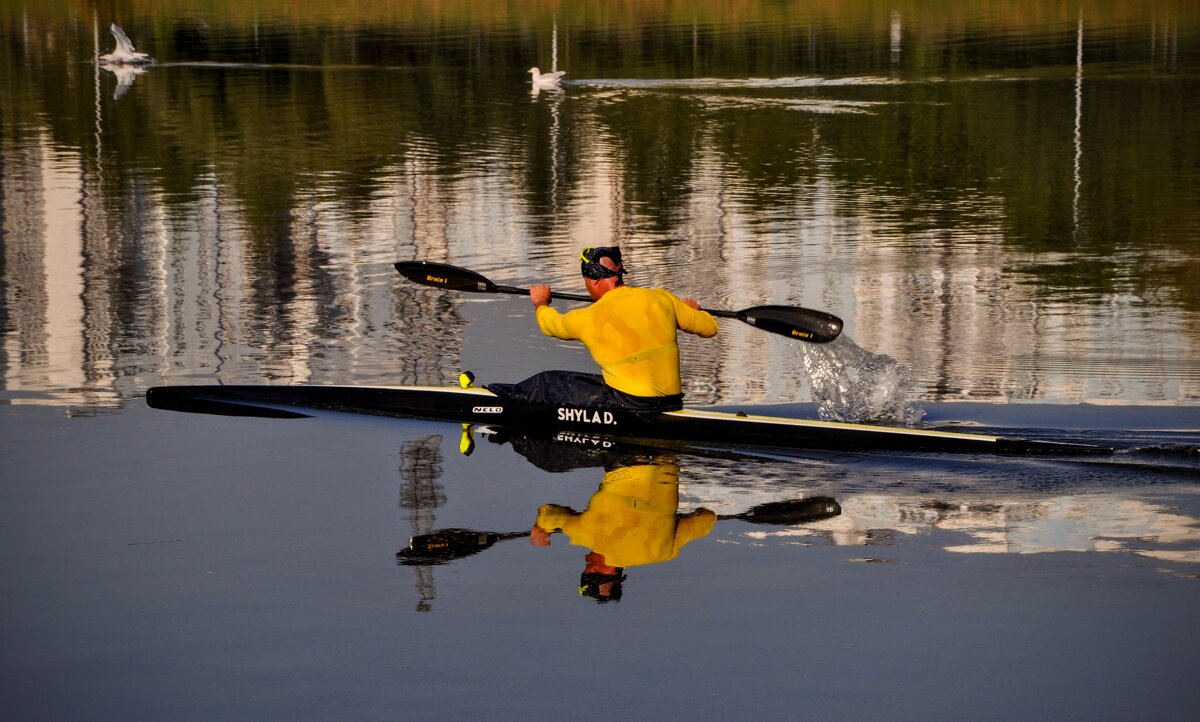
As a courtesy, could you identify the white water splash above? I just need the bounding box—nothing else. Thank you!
[799,336,925,426]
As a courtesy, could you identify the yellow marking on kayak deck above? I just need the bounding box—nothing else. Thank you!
[359,385,498,395]
[667,408,1001,442]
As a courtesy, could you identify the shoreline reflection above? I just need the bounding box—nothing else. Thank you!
[397,435,448,612]
[470,431,1199,577]
[734,493,1200,565]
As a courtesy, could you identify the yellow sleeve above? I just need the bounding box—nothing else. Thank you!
[674,509,718,549]
[535,304,583,341]
[672,296,719,338]
[535,503,578,533]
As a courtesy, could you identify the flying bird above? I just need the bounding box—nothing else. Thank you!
[100,23,152,65]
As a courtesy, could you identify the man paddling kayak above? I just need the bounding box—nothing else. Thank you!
[488,246,718,411]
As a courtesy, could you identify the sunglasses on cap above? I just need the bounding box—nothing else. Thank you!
[580,246,625,280]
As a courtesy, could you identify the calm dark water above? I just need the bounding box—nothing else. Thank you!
[2,1,1199,719]
[3,401,1198,720]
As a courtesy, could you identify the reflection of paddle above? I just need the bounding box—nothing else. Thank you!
[396,496,841,565]
[395,260,843,344]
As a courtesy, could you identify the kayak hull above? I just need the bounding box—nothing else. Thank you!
[145,383,1109,455]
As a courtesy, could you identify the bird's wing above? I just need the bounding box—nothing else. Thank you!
[110,24,136,53]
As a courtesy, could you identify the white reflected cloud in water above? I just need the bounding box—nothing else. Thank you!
[724,492,1200,564]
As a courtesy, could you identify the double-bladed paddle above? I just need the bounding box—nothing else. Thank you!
[395,260,842,343]
[396,496,841,565]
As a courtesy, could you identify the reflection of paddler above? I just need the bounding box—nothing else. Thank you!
[530,459,716,571]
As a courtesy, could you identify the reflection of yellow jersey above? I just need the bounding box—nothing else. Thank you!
[535,285,718,397]
[534,462,716,568]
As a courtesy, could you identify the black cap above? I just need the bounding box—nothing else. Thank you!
[579,570,626,602]
[580,246,625,280]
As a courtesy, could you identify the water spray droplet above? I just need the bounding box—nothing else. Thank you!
[799,336,924,426]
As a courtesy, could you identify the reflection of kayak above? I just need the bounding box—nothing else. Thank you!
[145,383,1110,455]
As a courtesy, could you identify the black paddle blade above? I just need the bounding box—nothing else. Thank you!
[396,529,529,566]
[394,261,498,294]
[735,305,843,344]
[731,496,841,525]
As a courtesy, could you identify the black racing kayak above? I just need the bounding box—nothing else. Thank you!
[145,383,1111,455]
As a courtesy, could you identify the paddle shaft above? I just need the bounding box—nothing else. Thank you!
[491,282,742,321]
[395,260,842,343]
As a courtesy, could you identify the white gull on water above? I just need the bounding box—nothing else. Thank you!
[528,67,566,89]
[100,23,153,65]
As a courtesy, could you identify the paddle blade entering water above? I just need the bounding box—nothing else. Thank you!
[736,305,842,344]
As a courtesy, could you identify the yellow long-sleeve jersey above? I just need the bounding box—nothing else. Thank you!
[535,285,719,397]
[534,462,717,568]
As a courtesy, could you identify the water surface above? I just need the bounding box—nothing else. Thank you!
[3,1,1198,406]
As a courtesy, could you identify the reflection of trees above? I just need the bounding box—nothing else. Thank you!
[4,9,1194,311]
[2,6,1196,403]
[522,91,586,241]
[398,436,448,612]
[591,94,702,237]
[2,15,480,393]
